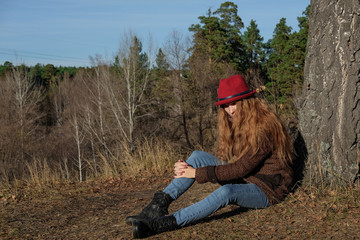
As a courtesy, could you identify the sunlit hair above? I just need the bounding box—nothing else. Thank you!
[217,97,293,167]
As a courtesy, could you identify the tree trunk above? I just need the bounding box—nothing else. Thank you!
[298,0,360,185]
[73,114,84,182]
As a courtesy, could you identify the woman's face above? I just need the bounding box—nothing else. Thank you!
[223,101,237,121]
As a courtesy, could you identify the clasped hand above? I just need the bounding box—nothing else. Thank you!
[174,160,195,179]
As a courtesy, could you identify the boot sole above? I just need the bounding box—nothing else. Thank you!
[132,220,152,239]
[125,213,166,225]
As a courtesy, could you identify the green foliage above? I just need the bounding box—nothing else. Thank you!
[151,48,172,102]
[57,66,77,78]
[114,36,149,82]
[265,6,309,115]
[154,48,169,72]
[29,64,43,87]
[242,19,268,89]
[243,19,265,68]
[0,61,14,76]
[41,64,57,88]
[189,1,245,70]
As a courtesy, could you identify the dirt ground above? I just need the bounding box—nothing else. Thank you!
[1,175,360,240]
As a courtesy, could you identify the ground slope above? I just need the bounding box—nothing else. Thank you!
[1,176,360,239]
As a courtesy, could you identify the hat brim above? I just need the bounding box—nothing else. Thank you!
[215,90,256,106]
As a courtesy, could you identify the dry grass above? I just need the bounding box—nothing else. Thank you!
[0,137,183,190]
[118,138,183,176]
[25,158,61,188]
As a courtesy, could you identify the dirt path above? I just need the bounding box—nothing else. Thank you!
[1,176,360,239]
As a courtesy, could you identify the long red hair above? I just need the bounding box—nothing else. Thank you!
[217,97,293,167]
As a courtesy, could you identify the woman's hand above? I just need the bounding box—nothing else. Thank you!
[174,160,195,179]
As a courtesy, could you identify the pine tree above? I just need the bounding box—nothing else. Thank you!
[243,19,267,88]
[151,48,172,119]
[290,5,310,93]
[243,20,265,68]
[189,1,245,70]
[265,6,309,115]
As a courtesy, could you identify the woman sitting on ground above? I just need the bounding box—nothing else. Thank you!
[126,74,294,239]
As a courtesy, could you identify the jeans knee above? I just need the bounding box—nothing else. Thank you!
[189,150,203,159]
[210,185,234,206]
[186,150,204,166]
[215,185,233,198]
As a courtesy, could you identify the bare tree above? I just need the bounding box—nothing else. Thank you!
[8,66,42,161]
[107,31,153,152]
[163,30,193,148]
[89,57,109,152]
[71,113,85,182]
[52,70,90,182]
[0,66,43,181]
[83,58,113,168]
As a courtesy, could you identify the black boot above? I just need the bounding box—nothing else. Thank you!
[126,191,173,225]
[132,215,178,239]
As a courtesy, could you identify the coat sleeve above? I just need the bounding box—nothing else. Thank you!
[195,144,272,184]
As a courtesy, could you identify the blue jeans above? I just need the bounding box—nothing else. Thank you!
[163,151,269,227]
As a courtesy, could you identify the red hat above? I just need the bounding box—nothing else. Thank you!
[215,75,256,106]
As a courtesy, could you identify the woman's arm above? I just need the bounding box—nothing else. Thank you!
[172,142,271,181]
[196,144,272,183]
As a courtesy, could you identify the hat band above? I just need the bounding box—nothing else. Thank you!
[218,90,252,101]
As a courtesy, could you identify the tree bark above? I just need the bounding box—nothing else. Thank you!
[299,0,360,185]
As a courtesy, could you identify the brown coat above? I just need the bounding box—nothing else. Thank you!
[195,143,293,205]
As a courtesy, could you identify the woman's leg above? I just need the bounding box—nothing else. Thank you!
[173,183,269,227]
[163,150,222,200]
[127,151,221,225]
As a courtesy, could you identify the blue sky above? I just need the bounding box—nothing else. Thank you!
[0,0,310,67]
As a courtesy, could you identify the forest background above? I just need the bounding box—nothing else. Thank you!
[0,2,309,187]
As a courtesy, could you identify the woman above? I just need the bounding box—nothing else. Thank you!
[126,74,293,239]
